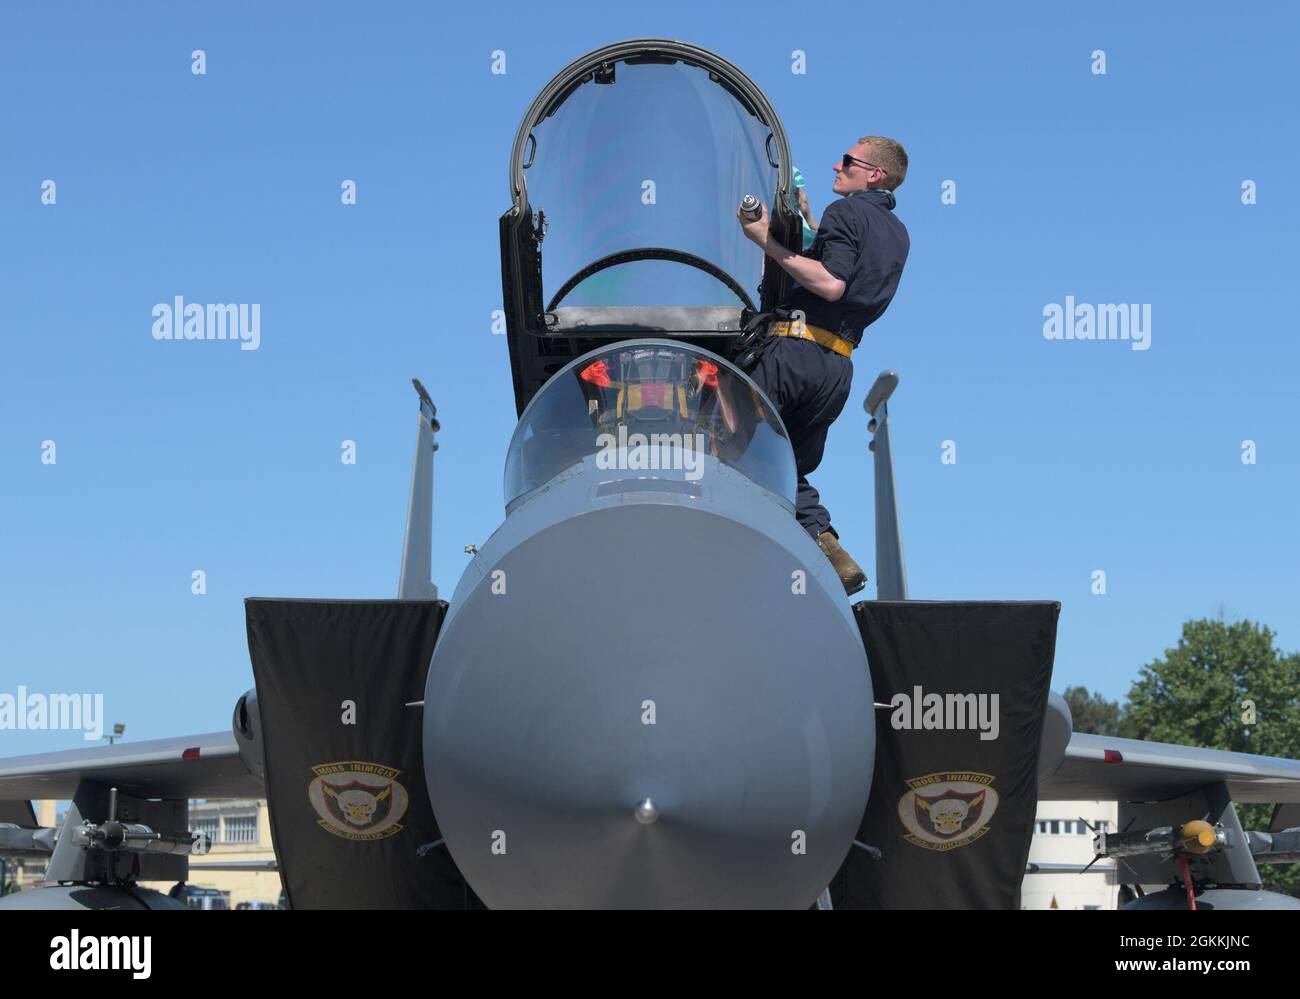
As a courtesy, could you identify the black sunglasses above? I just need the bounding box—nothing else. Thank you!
[842,153,885,176]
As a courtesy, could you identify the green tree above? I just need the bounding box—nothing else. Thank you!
[1062,686,1123,736]
[1124,618,1300,897]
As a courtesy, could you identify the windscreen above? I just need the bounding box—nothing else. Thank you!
[525,60,776,310]
[505,343,795,509]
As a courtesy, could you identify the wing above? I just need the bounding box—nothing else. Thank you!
[1040,732,1300,804]
[0,730,262,802]
[188,859,279,872]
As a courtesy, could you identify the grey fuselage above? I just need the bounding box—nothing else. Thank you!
[422,341,875,908]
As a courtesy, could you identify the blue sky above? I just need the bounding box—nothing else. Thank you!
[1,2,1297,755]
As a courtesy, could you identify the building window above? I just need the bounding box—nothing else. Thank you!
[1035,818,1109,836]
[222,816,258,844]
[192,818,219,842]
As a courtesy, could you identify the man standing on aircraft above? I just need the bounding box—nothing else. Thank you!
[737,135,910,595]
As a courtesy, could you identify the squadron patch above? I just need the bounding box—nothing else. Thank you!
[897,771,999,851]
[307,761,409,841]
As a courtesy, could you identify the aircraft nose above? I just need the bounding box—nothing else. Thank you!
[632,798,658,825]
[423,502,874,909]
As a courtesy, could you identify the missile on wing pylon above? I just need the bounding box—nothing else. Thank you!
[1095,818,1223,861]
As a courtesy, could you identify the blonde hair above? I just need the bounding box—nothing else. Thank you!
[857,135,908,190]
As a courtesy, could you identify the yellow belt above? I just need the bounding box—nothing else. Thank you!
[768,320,855,357]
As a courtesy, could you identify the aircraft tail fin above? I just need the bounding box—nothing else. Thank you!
[397,379,439,600]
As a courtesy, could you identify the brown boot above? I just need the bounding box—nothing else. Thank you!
[817,531,867,595]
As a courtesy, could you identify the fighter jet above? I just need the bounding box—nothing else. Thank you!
[3,39,1299,911]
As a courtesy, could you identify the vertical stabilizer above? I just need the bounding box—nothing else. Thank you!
[398,379,439,600]
[865,371,907,600]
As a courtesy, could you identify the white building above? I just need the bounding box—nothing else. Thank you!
[1021,800,1118,909]
[141,798,283,907]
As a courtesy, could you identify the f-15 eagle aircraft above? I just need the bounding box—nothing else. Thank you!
[3,39,1298,911]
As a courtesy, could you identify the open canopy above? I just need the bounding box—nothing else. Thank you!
[500,39,803,414]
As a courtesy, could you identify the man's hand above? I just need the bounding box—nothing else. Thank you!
[737,201,770,246]
[737,199,845,302]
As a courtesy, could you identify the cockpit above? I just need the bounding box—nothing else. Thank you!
[504,342,796,512]
[500,39,803,415]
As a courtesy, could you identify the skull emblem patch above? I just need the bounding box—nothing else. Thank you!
[308,761,410,841]
[898,772,999,851]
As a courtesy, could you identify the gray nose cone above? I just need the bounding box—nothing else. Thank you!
[424,503,874,909]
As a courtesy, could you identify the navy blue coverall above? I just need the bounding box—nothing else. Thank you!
[750,188,909,538]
